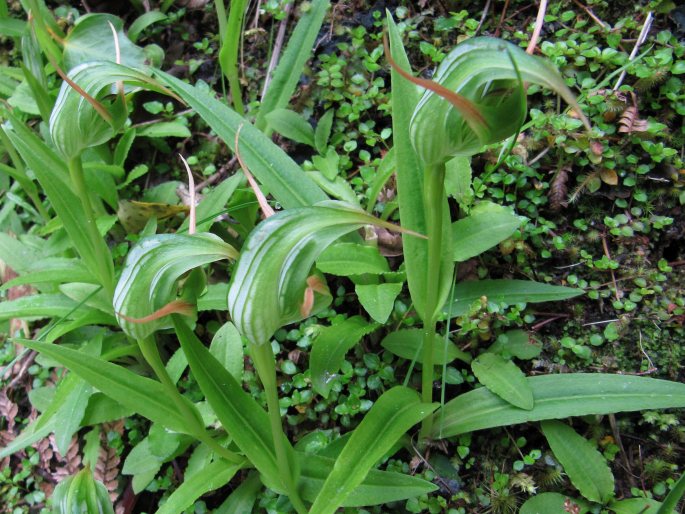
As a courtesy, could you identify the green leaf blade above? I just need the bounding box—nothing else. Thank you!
[255,0,331,130]
[298,453,438,507]
[265,108,316,147]
[433,373,685,438]
[471,352,533,410]
[451,202,521,261]
[173,318,285,490]
[156,70,328,209]
[156,459,241,514]
[309,386,437,514]
[541,420,614,504]
[310,316,380,398]
[16,339,196,435]
[447,279,583,318]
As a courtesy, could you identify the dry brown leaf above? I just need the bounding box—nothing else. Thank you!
[618,105,649,133]
[51,435,81,483]
[600,168,619,185]
[549,167,570,212]
[95,445,121,504]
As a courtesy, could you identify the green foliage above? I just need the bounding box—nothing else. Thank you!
[51,467,114,514]
[2,1,684,512]
[541,420,615,503]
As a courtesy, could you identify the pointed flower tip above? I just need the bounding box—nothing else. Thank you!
[117,299,194,324]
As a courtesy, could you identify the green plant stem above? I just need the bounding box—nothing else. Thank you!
[250,342,307,514]
[419,162,446,443]
[137,336,243,465]
[219,0,248,115]
[67,156,115,297]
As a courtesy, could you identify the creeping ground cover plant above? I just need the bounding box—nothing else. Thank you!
[1,2,685,512]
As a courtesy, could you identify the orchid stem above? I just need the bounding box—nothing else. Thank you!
[250,342,307,514]
[67,156,115,298]
[138,336,243,465]
[419,162,446,444]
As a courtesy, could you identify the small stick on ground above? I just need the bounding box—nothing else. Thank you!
[613,12,653,90]
[494,0,511,37]
[196,156,237,190]
[7,350,36,389]
[526,0,548,55]
[609,413,638,489]
[260,1,293,99]
[474,0,491,36]
[572,0,609,30]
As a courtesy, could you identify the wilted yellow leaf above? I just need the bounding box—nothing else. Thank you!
[599,169,618,186]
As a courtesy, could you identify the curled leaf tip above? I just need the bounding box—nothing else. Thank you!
[178,154,197,234]
[235,124,275,218]
[300,275,331,318]
[383,33,488,135]
[117,299,194,324]
[47,53,113,124]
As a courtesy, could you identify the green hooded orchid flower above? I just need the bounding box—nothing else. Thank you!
[404,37,590,165]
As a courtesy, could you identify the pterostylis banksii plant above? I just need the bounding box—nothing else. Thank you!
[8,5,685,513]
[385,15,591,442]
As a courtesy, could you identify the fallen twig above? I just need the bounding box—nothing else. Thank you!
[614,12,653,90]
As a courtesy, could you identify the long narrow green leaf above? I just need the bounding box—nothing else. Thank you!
[156,70,328,209]
[113,233,237,339]
[309,386,437,513]
[0,416,54,458]
[387,15,424,314]
[447,279,583,318]
[16,339,199,435]
[228,201,405,345]
[255,0,331,131]
[156,459,241,514]
[0,294,92,321]
[217,0,248,113]
[542,420,614,504]
[173,317,286,491]
[265,108,316,147]
[0,18,25,37]
[5,115,113,288]
[387,15,452,321]
[433,374,685,438]
[0,259,96,290]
